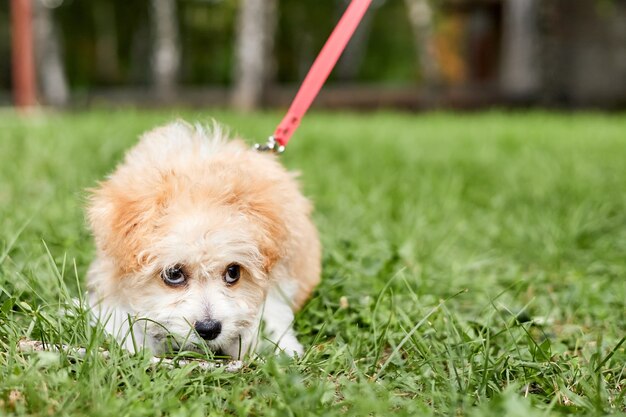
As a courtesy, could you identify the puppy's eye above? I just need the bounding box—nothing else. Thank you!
[161,265,187,287]
[224,264,240,285]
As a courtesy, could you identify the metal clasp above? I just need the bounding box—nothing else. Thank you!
[254,136,285,154]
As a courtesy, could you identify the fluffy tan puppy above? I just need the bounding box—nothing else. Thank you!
[87,121,320,358]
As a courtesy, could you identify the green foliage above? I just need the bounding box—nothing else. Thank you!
[0,110,625,415]
[0,0,416,90]
[277,0,415,84]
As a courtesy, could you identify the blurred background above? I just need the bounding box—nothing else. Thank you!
[2,0,626,111]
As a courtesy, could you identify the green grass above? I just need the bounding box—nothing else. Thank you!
[0,109,625,416]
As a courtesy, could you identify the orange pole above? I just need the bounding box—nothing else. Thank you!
[11,0,37,108]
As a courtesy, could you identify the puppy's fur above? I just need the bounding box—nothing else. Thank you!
[87,122,320,358]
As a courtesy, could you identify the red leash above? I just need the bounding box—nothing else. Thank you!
[256,0,373,153]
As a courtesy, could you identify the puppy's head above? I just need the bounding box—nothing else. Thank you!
[87,122,292,355]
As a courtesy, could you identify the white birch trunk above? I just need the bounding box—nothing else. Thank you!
[404,0,440,86]
[232,0,277,111]
[33,0,69,106]
[150,0,181,99]
[500,0,539,97]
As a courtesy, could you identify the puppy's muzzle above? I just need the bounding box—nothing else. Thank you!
[195,320,222,341]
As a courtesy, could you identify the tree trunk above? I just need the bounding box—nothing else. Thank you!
[404,0,440,87]
[11,0,38,108]
[150,0,181,100]
[500,0,539,99]
[33,0,69,106]
[336,0,373,81]
[94,0,120,84]
[232,0,277,111]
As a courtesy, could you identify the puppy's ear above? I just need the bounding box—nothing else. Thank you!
[258,212,285,273]
[244,197,287,274]
[87,180,164,273]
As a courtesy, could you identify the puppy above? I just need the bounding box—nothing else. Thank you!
[86,121,321,358]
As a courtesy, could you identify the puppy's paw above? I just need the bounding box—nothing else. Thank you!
[277,335,304,357]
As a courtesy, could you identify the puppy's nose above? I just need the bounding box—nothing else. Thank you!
[194,320,222,341]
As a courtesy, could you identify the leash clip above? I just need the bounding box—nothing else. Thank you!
[254,136,285,154]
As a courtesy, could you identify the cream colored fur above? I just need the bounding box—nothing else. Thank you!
[87,121,321,358]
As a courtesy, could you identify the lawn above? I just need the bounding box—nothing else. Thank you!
[0,109,625,416]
